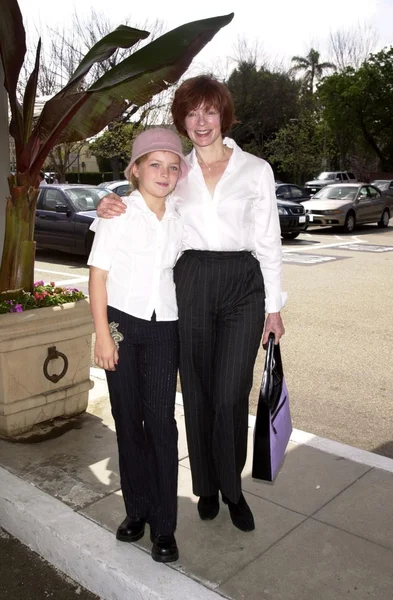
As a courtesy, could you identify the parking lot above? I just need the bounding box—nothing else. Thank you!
[34,221,393,458]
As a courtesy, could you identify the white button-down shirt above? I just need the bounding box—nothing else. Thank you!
[174,138,286,313]
[88,190,183,321]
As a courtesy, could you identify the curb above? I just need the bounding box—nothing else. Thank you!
[0,466,222,600]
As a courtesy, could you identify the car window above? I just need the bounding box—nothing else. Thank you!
[41,189,65,211]
[289,185,304,198]
[64,187,111,211]
[367,186,381,198]
[335,173,342,181]
[317,172,335,180]
[347,172,356,180]
[115,184,131,196]
[342,173,348,181]
[276,185,291,199]
[313,186,357,200]
[389,182,393,189]
[358,186,369,200]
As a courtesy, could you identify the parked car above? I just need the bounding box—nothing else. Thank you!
[276,183,310,203]
[34,185,110,256]
[304,171,357,194]
[97,180,131,196]
[301,183,393,233]
[277,197,309,239]
[371,179,393,197]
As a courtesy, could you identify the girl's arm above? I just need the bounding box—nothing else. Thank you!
[89,266,118,371]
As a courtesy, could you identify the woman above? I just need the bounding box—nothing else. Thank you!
[95,75,285,533]
[89,128,189,562]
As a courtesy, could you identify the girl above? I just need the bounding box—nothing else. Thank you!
[88,128,189,563]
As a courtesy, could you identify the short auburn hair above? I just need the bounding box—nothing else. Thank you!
[171,75,236,138]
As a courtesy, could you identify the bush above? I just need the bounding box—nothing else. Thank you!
[64,172,114,185]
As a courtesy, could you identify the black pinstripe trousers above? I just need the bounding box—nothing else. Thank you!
[174,250,265,503]
[105,306,179,536]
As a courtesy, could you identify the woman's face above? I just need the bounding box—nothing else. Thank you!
[184,104,222,148]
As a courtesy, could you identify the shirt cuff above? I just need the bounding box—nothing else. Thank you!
[265,291,287,313]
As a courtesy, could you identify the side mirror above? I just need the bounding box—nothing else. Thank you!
[276,192,285,199]
[55,204,69,213]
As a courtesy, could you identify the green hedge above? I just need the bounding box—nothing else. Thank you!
[65,172,114,185]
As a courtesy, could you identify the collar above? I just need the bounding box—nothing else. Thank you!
[187,137,243,175]
[128,189,179,220]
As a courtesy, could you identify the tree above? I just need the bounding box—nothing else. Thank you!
[0,0,233,293]
[90,122,142,178]
[318,47,393,171]
[291,48,336,93]
[265,112,334,183]
[227,61,300,157]
[328,23,378,71]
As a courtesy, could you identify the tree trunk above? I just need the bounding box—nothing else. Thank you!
[0,182,39,294]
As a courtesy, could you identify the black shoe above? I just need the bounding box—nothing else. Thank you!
[151,534,179,563]
[197,494,219,520]
[222,493,255,532]
[116,516,145,542]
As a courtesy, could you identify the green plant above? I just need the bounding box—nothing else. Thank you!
[0,281,85,314]
[0,0,233,294]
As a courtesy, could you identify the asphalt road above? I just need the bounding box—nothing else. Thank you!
[0,528,99,600]
[34,220,393,458]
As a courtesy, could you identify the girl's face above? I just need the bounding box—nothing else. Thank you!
[132,151,181,200]
[184,104,222,148]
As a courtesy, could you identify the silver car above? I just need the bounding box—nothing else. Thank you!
[302,183,392,233]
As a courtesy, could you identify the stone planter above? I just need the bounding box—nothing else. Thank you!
[0,299,94,438]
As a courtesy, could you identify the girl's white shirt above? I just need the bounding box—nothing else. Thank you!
[172,138,286,313]
[87,189,183,321]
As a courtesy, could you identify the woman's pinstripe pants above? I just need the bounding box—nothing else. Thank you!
[174,250,265,504]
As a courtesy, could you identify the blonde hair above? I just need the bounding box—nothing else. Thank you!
[129,154,149,190]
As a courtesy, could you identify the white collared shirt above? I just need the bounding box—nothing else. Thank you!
[173,138,286,313]
[88,190,183,321]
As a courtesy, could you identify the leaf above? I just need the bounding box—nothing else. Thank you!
[0,0,26,145]
[30,12,234,174]
[60,25,150,97]
[23,39,41,143]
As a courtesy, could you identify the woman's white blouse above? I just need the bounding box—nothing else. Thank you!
[174,138,286,313]
[88,190,183,321]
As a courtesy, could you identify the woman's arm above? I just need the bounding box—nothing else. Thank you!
[89,267,118,370]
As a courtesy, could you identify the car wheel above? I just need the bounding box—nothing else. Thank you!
[342,211,356,233]
[281,232,300,240]
[377,208,390,228]
[85,231,94,257]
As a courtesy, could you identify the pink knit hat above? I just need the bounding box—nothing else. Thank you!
[124,128,189,182]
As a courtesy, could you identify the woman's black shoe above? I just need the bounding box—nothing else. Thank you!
[197,494,219,520]
[222,493,255,532]
[116,516,145,542]
[151,534,179,563]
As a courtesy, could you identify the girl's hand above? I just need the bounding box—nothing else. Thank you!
[94,334,119,371]
[262,312,285,345]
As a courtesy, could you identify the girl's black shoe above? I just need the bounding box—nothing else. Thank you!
[222,493,255,532]
[116,516,145,542]
[151,534,179,563]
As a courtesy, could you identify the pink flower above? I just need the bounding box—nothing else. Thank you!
[34,280,45,287]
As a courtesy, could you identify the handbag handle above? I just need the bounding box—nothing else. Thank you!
[260,332,283,408]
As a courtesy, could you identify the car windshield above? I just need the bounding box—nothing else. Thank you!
[372,180,389,190]
[312,186,357,201]
[316,172,336,180]
[64,187,109,211]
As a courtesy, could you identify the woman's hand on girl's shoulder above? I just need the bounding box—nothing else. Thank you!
[97,193,127,218]
[94,334,119,371]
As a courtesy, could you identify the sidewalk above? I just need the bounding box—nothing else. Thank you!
[1,369,393,600]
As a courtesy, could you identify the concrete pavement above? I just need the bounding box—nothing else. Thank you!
[1,369,393,600]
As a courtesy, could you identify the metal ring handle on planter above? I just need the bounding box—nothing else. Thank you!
[43,346,68,383]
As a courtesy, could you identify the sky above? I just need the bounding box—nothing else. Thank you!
[18,0,393,76]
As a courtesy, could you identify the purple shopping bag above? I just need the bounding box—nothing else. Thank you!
[252,333,292,482]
